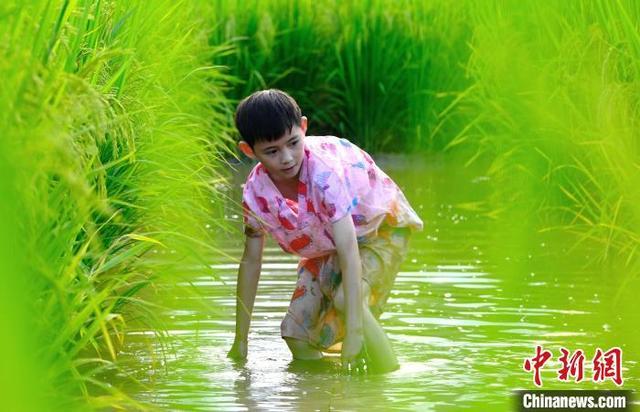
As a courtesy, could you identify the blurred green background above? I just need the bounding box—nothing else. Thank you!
[0,0,637,410]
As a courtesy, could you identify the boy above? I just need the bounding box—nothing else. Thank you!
[227,89,423,373]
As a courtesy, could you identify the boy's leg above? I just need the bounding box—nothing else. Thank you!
[281,257,330,361]
[284,337,323,360]
[355,226,411,372]
[334,282,399,373]
[361,301,399,373]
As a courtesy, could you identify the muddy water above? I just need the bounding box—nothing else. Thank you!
[116,154,638,410]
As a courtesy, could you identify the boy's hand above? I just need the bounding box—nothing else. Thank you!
[341,331,367,374]
[227,338,248,360]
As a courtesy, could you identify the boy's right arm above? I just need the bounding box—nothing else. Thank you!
[228,232,264,359]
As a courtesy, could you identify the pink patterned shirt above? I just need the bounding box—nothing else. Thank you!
[242,135,423,258]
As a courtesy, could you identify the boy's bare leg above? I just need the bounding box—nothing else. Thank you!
[284,337,323,360]
[361,302,399,373]
[335,283,399,373]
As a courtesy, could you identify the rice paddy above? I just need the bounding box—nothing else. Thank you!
[0,0,638,410]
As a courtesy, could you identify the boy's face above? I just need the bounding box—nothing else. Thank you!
[239,116,308,184]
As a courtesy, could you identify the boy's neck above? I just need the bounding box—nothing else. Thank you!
[268,173,299,201]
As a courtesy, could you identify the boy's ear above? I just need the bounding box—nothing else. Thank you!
[238,141,256,159]
[300,116,308,134]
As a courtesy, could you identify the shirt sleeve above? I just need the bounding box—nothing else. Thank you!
[242,199,265,237]
[315,166,355,224]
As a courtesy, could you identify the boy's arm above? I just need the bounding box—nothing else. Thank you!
[228,232,264,359]
[331,214,364,365]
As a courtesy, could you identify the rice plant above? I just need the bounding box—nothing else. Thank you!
[209,0,471,153]
[462,0,640,281]
[0,0,233,409]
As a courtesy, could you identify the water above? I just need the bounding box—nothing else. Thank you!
[114,154,638,410]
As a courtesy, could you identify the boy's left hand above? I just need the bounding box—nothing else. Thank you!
[341,331,367,374]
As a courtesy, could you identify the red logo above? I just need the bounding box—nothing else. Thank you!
[523,345,553,387]
[523,346,623,387]
[557,347,585,383]
[593,347,623,386]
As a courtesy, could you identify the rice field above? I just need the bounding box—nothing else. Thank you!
[0,0,638,410]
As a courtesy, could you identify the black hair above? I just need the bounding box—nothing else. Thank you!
[234,89,302,148]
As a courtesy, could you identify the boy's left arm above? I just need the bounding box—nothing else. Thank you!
[332,214,364,368]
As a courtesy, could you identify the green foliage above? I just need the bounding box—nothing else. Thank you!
[0,0,232,409]
[2,0,640,408]
[462,0,640,278]
[210,0,471,153]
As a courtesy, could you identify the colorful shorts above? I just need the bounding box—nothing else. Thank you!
[280,224,412,350]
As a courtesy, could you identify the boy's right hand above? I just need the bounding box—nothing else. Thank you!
[227,338,248,360]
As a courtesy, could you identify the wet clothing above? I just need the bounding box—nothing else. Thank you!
[241,135,423,348]
[280,224,411,349]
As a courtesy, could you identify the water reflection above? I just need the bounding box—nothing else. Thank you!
[114,155,638,410]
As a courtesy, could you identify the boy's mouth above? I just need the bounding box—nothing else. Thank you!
[282,163,297,173]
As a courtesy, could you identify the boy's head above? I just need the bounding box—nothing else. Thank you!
[235,89,308,183]
[235,89,304,149]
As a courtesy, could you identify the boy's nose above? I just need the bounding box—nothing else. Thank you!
[281,149,293,164]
